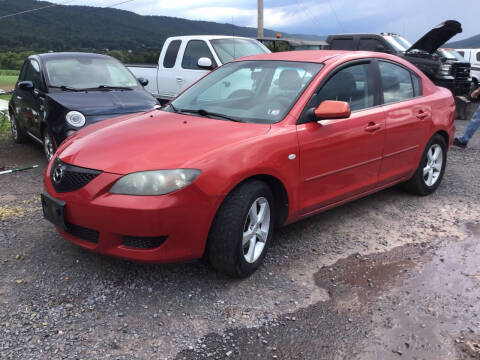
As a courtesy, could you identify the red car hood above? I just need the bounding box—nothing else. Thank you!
[57,110,271,174]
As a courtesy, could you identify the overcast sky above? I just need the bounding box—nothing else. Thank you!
[48,0,479,41]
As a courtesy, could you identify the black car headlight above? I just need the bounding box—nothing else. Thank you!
[110,169,201,195]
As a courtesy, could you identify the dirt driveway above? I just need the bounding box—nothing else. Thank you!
[1,120,479,359]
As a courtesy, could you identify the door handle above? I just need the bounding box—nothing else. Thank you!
[176,77,183,83]
[365,122,381,132]
[416,111,429,120]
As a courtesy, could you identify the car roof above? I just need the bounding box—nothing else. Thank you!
[167,35,257,41]
[232,50,398,64]
[34,52,114,60]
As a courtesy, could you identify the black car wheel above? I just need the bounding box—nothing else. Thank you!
[207,180,275,278]
[9,112,27,144]
[43,129,57,161]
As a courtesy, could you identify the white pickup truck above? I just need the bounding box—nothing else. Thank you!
[127,35,270,103]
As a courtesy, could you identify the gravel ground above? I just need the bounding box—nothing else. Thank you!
[1,119,479,359]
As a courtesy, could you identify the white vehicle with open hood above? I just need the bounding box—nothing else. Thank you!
[127,35,270,103]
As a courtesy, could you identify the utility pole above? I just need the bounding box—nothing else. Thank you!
[257,0,264,38]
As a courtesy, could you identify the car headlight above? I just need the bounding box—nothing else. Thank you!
[65,111,86,128]
[110,169,201,195]
[437,64,452,76]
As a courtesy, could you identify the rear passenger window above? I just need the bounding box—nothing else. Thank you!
[477,52,480,62]
[329,39,355,50]
[163,40,181,68]
[379,61,414,104]
[358,38,385,52]
[182,40,216,70]
[316,63,373,111]
[411,73,422,97]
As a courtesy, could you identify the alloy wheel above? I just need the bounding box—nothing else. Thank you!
[9,114,18,141]
[43,132,55,161]
[242,197,271,263]
[423,144,443,187]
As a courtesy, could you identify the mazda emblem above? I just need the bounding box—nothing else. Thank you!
[52,165,64,184]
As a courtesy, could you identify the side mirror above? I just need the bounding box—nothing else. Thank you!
[138,77,148,87]
[197,57,213,70]
[18,80,34,91]
[314,100,351,122]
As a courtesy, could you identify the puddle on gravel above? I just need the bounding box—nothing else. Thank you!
[314,242,432,311]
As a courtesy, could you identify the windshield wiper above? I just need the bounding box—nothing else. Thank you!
[50,85,83,92]
[169,103,179,113]
[86,85,134,91]
[178,108,242,122]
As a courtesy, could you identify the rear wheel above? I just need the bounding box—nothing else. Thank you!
[43,129,57,161]
[9,112,27,144]
[402,134,447,195]
[207,180,274,278]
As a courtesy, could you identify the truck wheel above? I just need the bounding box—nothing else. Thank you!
[402,134,447,196]
[207,180,274,278]
[9,112,27,144]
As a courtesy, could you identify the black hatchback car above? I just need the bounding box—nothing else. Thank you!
[8,52,158,160]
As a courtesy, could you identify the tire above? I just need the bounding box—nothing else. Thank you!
[207,180,275,278]
[43,128,57,161]
[402,134,447,196]
[9,112,28,144]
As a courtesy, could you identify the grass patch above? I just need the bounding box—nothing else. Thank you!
[0,74,17,87]
[0,94,11,101]
[0,69,20,76]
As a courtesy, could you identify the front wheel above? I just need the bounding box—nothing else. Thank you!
[9,112,27,144]
[207,180,275,278]
[43,129,57,161]
[402,134,447,196]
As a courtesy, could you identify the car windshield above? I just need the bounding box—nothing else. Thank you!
[439,49,466,61]
[44,57,138,89]
[169,60,323,124]
[383,35,412,52]
[210,38,269,63]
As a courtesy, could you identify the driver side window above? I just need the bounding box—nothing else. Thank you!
[316,63,373,112]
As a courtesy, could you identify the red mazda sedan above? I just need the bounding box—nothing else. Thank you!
[42,51,455,277]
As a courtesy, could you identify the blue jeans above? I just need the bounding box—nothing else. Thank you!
[459,105,480,143]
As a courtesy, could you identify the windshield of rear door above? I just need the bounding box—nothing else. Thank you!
[169,60,323,124]
[44,57,139,89]
[210,39,270,63]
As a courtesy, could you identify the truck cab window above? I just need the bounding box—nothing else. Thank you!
[182,40,216,70]
[163,40,181,68]
[379,61,415,104]
[358,38,385,52]
[330,38,355,50]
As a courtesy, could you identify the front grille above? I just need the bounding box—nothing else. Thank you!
[50,157,101,193]
[452,63,471,80]
[122,235,167,249]
[65,222,99,243]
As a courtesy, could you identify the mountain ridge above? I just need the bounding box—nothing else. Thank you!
[0,0,325,52]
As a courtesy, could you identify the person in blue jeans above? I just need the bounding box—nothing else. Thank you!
[454,87,480,148]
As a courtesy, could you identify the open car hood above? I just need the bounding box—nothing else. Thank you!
[407,20,462,54]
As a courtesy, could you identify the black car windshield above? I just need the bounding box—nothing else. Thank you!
[44,57,138,89]
[169,60,323,124]
[210,39,269,63]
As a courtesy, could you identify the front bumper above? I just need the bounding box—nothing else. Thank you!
[43,161,219,263]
